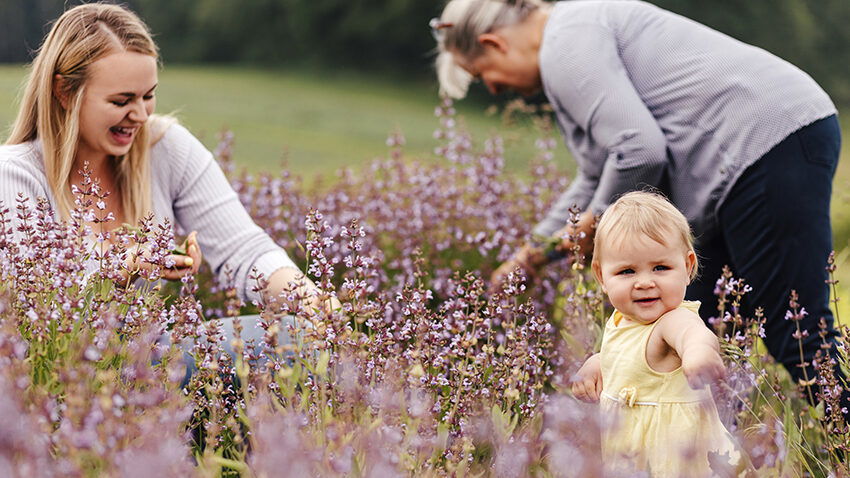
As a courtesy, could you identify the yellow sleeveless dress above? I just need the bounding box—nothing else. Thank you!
[599,301,740,477]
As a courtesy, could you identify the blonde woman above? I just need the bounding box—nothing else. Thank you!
[432,0,844,412]
[0,4,328,349]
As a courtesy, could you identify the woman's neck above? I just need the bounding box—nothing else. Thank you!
[499,8,550,62]
[526,8,551,54]
[70,153,125,223]
[72,140,113,177]
[74,157,111,180]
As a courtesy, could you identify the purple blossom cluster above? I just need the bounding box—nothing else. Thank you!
[0,100,847,475]
[0,175,196,475]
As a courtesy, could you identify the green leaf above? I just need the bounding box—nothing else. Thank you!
[808,400,825,421]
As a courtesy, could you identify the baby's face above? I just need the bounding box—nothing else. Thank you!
[593,234,696,325]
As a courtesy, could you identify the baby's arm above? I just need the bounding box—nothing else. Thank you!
[570,353,603,403]
[659,309,725,389]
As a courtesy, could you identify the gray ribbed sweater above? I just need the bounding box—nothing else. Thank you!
[0,123,297,303]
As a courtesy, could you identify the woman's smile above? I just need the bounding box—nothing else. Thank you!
[109,125,137,146]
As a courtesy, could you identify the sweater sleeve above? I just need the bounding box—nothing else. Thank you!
[161,125,298,303]
[537,22,668,234]
[0,153,51,242]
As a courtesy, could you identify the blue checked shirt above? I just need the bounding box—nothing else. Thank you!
[533,0,836,239]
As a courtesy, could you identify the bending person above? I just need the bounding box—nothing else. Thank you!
[432,0,843,407]
[0,4,328,353]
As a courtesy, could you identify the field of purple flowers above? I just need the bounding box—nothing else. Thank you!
[0,100,847,477]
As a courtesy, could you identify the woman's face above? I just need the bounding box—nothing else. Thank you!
[75,51,158,163]
[456,33,542,97]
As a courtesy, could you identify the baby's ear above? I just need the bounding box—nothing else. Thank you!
[685,250,697,281]
[591,261,605,290]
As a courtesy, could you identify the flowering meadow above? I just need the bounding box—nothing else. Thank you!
[0,100,848,477]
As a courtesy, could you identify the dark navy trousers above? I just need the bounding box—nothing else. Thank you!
[687,115,845,405]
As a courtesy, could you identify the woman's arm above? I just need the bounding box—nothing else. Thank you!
[161,124,305,304]
[532,164,598,239]
[497,21,672,287]
[0,156,51,242]
[264,266,341,314]
[540,22,668,216]
[490,209,595,290]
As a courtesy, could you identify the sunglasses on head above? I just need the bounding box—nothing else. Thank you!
[429,17,453,42]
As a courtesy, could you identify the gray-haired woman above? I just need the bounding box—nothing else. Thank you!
[432,0,844,411]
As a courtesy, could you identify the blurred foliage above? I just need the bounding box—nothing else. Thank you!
[134,0,441,71]
[653,0,850,103]
[0,0,849,103]
[0,0,65,62]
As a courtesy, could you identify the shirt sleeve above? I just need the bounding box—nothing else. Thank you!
[538,22,668,233]
[164,125,298,304]
[532,168,597,238]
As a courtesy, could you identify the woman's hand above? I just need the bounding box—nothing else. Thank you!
[489,212,595,294]
[122,230,203,282]
[488,243,545,293]
[570,353,603,403]
[160,230,202,280]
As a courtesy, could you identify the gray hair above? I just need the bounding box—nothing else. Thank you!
[433,0,546,98]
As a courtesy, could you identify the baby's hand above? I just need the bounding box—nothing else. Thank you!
[570,353,603,403]
[682,344,726,389]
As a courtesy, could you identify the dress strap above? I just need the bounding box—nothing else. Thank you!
[679,300,702,315]
[612,310,625,327]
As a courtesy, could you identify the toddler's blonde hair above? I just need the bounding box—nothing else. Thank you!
[592,191,698,280]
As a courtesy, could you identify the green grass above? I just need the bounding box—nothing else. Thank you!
[832,116,850,249]
[830,117,850,318]
[0,63,563,176]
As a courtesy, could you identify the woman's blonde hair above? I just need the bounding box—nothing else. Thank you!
[592,191,699,281]
[6,2,165,225]
[433,0,546,99]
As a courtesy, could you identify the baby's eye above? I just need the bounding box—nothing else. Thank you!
[653,265,670,271]
[617,268,634,275]
[143,94,154,101]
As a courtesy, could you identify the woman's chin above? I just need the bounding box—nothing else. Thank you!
[105,139,136,157]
